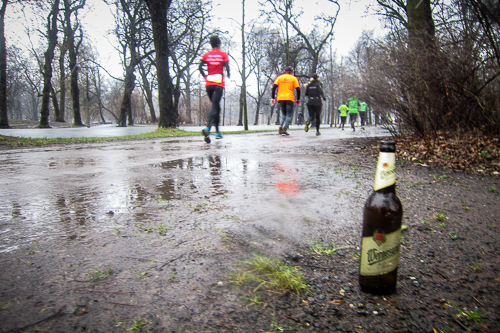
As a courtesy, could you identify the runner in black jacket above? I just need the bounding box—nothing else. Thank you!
[304,74,326,136]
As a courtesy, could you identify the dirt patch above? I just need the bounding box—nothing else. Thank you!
[0,136,499,333]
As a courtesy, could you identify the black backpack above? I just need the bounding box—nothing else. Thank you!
[307,81,323,106]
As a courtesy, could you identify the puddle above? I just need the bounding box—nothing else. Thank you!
[0,133,379,255]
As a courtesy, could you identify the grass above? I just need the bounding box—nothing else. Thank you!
[230,254,308,295]
[88,268,113,280]
[0,128,196,148]
[114,318,146,331]
[433,212,448,222]
[157,224,171,235]
[406,181,430,189]
[450,301,486,322]
[242,294,263,305]
[470,261,482,271]
[309,240,354,255]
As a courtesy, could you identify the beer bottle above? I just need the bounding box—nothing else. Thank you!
[359,140,403,295]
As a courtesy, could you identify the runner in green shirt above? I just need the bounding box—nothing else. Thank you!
[346,93,360,132]
[359,101,369,130]
[338,103,348,130]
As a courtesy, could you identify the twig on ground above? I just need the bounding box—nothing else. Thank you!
[5,308,63,333]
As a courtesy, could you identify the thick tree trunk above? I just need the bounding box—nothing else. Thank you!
[56,45,67,122]
[64,0,84,126]
[144,0,176,128]
[406,0,441,135]
[50,85,60,120]
[39,0,60,129]
[118,67,135,127]
[0,0,9,128]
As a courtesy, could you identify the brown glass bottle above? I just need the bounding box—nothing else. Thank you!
[359,140,403,295]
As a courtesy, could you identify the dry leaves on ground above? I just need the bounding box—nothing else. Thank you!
[363,131,500,176]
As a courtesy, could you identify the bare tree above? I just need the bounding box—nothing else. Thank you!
[0,0,9,127]
[112,0,153,127]
[137,60,157,123]
[62,0,85,126]
[167,0,213,126]
[37,0,59,128]
[144,0,177,128]
[265,0,340,74]
[55,32,68,122]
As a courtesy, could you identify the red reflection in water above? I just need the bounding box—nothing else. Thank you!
[273,163,299,194]
[275,180,298,193]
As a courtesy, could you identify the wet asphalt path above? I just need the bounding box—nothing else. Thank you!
[0,125,394,332]
[0,125,389,254]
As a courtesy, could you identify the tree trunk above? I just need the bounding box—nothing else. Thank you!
[253,101,259,125]
[118,66,135,127]
[56,44,67,122]
[96,69,105,123]
[39,0,60,129]
[406,0,441,136]
[237,88,243,126]
[184,71,192,124]
[172,75,181,124]
[64,0,84,126]
[241,0,248,130]
[0,0,9,128]
[144,0,176,128]
[138,62,156,123]
[50,85,60,121]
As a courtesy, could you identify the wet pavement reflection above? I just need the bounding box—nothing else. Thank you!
[0,127,390,254]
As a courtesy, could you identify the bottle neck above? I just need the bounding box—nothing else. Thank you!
[373,152,396,191]
[375,184,396,194]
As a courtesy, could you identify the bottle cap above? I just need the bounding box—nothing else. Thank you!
[379,140,396,153]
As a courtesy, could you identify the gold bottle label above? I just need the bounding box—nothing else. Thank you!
[373,152,396,191]
[360,229,401,276]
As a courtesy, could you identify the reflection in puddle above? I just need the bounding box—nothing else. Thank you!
[273,163,299,194]
[148,156,227,201]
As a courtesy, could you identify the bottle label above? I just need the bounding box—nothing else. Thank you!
[360,229,401,276]
[373,152,396,191]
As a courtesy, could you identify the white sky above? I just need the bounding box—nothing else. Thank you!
[5,0,385,83]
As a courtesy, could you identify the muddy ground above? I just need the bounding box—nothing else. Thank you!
[0,130,499,333]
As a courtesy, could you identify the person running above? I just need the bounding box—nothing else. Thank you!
[359,101,369,130]
[347,92,360,132]
[338,102,348,130]
[271,67,300,136]
[304,73,326,136]
[199,35,230,143]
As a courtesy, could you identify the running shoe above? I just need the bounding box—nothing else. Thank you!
[279,126,284,135]
[215,132,223,139]
[282,130,290,136]
[316,131,321,136]
[304,121,310,132]
[202,128,211,143]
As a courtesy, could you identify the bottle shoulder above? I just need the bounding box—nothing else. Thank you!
[365,189,402,211]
